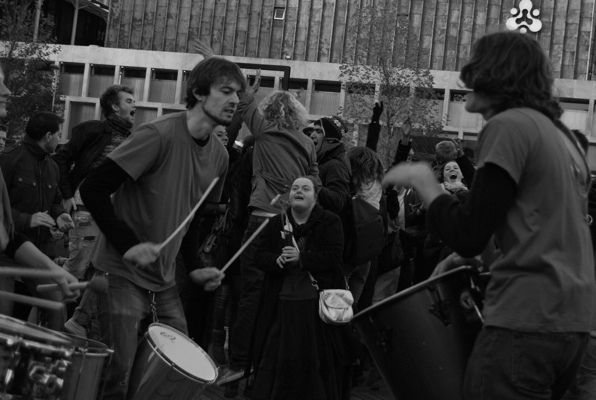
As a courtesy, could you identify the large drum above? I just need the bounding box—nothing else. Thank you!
[127,323,218,400]
[351,266,483,400]
[60,332,113,400]
[0,314,74,399]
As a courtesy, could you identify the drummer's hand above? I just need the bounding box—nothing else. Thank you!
[189,267,224,291]
[123,242,160,268]
[49,264,80,302]
[431,252,476,278]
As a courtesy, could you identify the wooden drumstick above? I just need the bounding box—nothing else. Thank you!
[157,177,220,252]
[0,290,64,311]
[36,276,108,293]
[0,267,63,279]
[221,218,269,273]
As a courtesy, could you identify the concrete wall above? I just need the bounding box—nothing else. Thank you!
[46,44,596,168]
[105,0,596,79]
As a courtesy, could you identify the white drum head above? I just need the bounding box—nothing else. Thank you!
[147,324,217,381]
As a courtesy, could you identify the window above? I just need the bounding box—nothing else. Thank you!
[274,7,285,20]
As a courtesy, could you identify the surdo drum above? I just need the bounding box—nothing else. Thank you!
[127,323,218,400]
[351,266,484,400]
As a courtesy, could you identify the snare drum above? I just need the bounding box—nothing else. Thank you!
[0,314,73,399]
[60,332,113,400]
[351,266,483,400]
[127,323,218,400]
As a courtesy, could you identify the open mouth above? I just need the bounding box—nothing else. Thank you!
[449,173,458,181]
[130,110,136,117]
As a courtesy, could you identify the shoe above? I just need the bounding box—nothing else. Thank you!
[217,367,245,386]
[64,318,87,337]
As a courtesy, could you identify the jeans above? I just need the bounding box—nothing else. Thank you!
[228,214,268,370]
[96,272,187,400]
[464,326,588,400]
[562,334,596,400]
[63,208,99,280]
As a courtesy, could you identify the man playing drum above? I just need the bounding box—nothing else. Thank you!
[383,31,595,400]
[79,57,243,399]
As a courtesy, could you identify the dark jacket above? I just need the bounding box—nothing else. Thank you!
[53,120,117,200]
[317,141,351,214]
[0,136,65,248]
[249,204,346,370]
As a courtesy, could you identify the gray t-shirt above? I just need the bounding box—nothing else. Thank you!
[92,112,228,291]
[477,108,595,332]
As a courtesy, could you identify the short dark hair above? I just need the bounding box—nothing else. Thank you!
[25,112,64,141]
[460,31,562,121]
[295,175,321,197]
[100,85,134,117]
[185,57,246,109]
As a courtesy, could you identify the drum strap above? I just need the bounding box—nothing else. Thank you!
[149,292,159,323]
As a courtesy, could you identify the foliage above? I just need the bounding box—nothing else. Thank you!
[0,0,62,143]
[338,2,445,165]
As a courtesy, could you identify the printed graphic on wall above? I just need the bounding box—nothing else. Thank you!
[506,0,542,33]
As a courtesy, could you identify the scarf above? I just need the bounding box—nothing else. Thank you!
[107,114,133,136]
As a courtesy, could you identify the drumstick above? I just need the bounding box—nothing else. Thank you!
[157,177,219,253]
[221,218,269,273]
[36,276,108,293]
[0,268,63,279]
[0,290,64,311]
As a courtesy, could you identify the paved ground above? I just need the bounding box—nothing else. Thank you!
[198,369,395,400]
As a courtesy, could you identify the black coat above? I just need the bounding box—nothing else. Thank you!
[248,204,346,372]
[317,142,350,214]
[53,120,118,200]
[0,136,65,248]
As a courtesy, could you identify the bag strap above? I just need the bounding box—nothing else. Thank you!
[307,271,321,292]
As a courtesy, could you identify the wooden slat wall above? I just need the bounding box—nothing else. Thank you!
[106,0,596,79]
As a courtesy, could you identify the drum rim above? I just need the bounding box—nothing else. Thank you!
[145,322,218,383]
[0,314,73,348]
[59,331,113,355]
[350,265,475,323]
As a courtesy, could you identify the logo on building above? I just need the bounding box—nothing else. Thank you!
[506,0,542,33]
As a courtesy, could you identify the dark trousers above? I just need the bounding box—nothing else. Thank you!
[464,326,589,400]
[228,214,268,370]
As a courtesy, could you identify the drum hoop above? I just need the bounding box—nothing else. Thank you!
[145,323,218,383]
[350,265,475,322]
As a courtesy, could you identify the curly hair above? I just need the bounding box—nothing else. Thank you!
[100,85,134,118]
[258,91,309,131]
[460,31,562,121]
[347,146,385,191]
[435,141,458,165]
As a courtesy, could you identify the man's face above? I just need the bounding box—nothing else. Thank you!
[44,129,61,154]
[309,124,325,152]
[113,91,136,125]
[0,67,11,119]
[213,125,229,146]
[0,130,7,152]
[197,80,242,126]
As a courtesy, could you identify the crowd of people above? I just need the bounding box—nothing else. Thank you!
[0,30,594,400]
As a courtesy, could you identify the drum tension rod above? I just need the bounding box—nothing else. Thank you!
[368,316,393,354]
[428,286,452,326]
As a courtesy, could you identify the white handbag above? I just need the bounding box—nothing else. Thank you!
[307,272,354,325]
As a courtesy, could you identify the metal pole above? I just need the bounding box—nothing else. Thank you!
[70,0,80,45]
[33,0,44,42]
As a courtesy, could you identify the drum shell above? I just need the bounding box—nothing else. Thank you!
[59,333,112,400]
[127,324,217,400]
[351,266,481,400]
